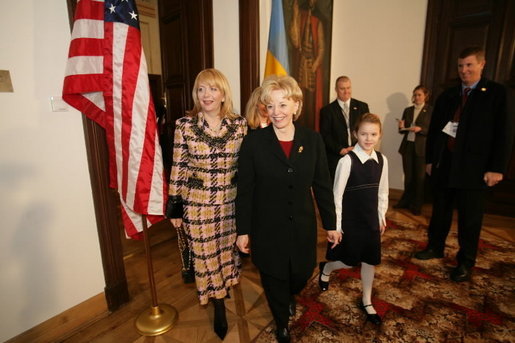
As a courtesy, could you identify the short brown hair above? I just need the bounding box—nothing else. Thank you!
[458,46,485,61]
[412,85,430,103]
[260,75,303,121]
[335,75,351,87]
[354,113,382,133]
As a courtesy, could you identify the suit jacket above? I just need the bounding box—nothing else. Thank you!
[426,78,512,189]
[236,124,336,279]
[398,104,433,157]
[166,114,247,217]
[319,98,369,177]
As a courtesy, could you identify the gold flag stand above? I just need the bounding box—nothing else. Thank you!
[135,216,178,336]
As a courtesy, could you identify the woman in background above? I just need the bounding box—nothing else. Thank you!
[394,85,432,215]
[245,86,270,130]
[166,68,247,340]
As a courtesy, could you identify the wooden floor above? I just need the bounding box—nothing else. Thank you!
[59,196,514,343]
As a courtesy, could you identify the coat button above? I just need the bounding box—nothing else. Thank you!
[287,168,294,173]
[289,216,293,220]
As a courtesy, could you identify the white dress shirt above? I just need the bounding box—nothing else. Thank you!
[407,104,424,142]
[333,143,389,232]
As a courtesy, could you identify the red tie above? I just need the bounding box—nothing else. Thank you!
[447,87,471,151]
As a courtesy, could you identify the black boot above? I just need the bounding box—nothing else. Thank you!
[213,298,228,340]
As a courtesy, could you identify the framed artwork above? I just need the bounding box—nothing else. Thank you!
[283,0,333,131]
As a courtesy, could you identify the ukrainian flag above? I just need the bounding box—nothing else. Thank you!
[264,0,290,77]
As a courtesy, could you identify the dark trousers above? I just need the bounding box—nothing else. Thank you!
[427,186,486,267]
[399,142,426,210]
[259,266,310,329]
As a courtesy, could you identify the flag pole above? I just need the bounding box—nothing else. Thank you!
[135,215,178,336]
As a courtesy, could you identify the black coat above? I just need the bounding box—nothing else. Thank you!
[319,99,369,177]
[426,78,512,189]
[236,124,336,279]
[398,105,433,157]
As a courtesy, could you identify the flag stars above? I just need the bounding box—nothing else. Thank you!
[129,10,138,20]
[109,4,116,13]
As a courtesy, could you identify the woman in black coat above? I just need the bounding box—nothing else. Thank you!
[394,85,433,215]
[235,75,339,343]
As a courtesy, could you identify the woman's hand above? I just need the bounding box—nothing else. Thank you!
[411,126,422,133]
[236,235,251,254]
[327,230,342,249]
[398,119,405,129]
[170,218,182,228]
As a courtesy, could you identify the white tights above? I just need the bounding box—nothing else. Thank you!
[322,261,377,314]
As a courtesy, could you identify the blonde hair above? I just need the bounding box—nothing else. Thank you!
[354,113,382,133]
[188,68,238,120]
[245,87,266,129]
[260,75,303,121]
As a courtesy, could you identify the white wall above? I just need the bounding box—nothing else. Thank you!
[0,1,103,341]
[257,0,428,189]
[331,0,428,189]
[213,0,241,114]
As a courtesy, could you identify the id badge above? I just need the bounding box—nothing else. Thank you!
[442,121,458,138]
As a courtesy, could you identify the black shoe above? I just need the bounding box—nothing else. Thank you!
[289,296,296,317]
[318,262,329,291]
[275,327,291,343]
[213,299,228,340]
[414,248,444,260]
[181,268,195,284]
[359,302,382,325]
[450,265,471,282]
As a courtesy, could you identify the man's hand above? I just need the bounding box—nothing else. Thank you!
[411,126,422,133]
[484,172,503,187]
[236,235,251,254]
[426,163,432,176]
[339,146,354,155]
[327,230,342,249]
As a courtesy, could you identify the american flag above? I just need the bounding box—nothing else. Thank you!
[62,0,167,239]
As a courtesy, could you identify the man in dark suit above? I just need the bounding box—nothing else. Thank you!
[415,47,513,282]
[319,76,370,179]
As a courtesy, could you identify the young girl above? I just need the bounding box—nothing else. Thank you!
[318,113,388,325]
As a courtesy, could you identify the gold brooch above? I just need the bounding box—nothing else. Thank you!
[298,146,304,153]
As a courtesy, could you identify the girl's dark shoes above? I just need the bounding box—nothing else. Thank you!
[213,298,228,340]
[359,302,381,325]
[318,262,329,291]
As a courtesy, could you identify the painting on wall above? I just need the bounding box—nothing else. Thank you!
[284,0,333,131]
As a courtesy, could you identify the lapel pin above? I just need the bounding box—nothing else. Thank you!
[481,88,486,92]
[353,107,357,110]
[298,146,304,153]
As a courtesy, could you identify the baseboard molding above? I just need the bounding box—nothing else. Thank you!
[5,293,108,343]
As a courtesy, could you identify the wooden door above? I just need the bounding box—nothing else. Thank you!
[421,0,515,216]
[158,0,213,127]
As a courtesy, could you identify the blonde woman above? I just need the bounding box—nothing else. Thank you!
[166,68,247,339]
[236,75,338,343]
[244,86,270,130]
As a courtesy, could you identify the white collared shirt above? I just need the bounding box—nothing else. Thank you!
[333,143,389,232]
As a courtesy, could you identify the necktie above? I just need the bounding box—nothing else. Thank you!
[447,87,471,151]
[343,103,351,146]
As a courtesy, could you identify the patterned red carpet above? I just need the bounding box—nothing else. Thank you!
[254,219,515,342]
